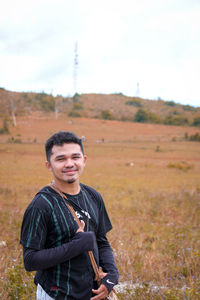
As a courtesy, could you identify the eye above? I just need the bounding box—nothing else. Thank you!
[57,157,64,161]
[73,156,80,159]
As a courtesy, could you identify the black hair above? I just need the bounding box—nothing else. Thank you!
[45,131,84,161]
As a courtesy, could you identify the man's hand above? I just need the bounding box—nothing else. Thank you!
[91,284,109,300]
[76,220,85,233]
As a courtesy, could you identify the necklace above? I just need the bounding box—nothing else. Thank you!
[51,181,90,231]
[81,189,90,232]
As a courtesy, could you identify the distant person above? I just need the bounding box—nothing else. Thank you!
[20,131,118,300]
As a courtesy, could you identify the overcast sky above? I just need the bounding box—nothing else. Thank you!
[0,0,200,106]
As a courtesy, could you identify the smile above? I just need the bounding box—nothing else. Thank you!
[62,169,77,174]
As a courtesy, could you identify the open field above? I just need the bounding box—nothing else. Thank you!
[0,115,200,299]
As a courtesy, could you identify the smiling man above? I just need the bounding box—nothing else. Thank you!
[20,131,118,300]
[46,143,86,187]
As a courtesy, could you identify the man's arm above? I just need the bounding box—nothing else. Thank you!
[97,235,119,293]
[23,231,95,271]
[91,235,118,300]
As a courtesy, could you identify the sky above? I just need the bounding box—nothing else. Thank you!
[0,0,200,106]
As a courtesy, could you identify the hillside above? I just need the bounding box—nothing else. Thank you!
[0,88,200,127]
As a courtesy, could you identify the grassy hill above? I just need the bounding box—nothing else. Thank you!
[0,88,200,127]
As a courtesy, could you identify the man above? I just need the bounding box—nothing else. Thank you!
[20,131,118,300]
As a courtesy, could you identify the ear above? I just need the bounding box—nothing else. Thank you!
[45,160,52,171]
[83,155,87,165]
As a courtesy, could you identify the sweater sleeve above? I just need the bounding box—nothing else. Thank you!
[23,231,95,271]
[97,235,119,293]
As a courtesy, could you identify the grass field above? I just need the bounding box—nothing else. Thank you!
[0,115,200,299]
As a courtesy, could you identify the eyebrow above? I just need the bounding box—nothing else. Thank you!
[55,153,82,159]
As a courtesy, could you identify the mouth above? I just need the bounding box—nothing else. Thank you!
[62,169,77,175]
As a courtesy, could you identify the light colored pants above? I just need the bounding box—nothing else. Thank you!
[36,284,54,300]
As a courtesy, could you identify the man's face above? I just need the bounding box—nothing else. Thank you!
[46,143,87,185]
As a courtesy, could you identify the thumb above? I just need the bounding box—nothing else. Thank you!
[76,220,85,233]
[80,220,85,230]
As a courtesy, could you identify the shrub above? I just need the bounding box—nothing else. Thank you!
[73,102,83,110]
[184,132,200,142]
[0,119,9,134]
[155,145,161,152]
[134,109,160,124]
[112,92,124,96]
[164,115,189,126]
[193,116,200,127]
[165,100,176,107]
[171,136,177,142]
[167,161,193,171]
[100,110,114,120]
[7,136,22,143]
[182,104,196,111]
[147,111,161,123]
[171,110,180,115]
[184,132,189,140]
[68,111,81,117]
[40,97,55,111]
[34,94,55,111]
[5,256,35,299]
[189,132,200,142]
[125,98,142,107]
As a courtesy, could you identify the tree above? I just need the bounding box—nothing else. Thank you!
[134,109,149,122]
[54,96,63,119]
[9,94,17,126]
[193,116,200,127]
[73,93,80,103]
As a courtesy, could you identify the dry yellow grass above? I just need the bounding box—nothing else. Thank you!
[0,115,200,299]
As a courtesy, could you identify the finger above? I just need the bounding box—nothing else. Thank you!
[93,284,108,294]
[90,290,105,300]
[91,288,98,295]
[98,267,107,279]
[91,285,108,299]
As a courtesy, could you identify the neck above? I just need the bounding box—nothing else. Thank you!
[52,180,81,195]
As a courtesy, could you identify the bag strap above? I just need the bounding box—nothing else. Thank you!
[49,184,101,285]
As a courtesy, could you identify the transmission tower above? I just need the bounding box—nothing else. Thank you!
[136,82,140,97]
[73,41,78,95]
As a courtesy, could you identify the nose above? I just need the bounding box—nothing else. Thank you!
[64,159,74,168]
